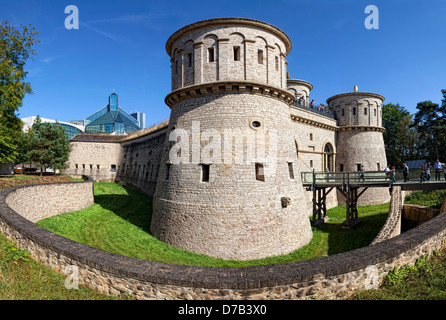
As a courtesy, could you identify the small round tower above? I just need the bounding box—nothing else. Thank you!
[327,86,390,205]
[287,79,313,106]
[151,18,313,261]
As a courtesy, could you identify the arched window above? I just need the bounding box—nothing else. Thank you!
[323,143,334,172]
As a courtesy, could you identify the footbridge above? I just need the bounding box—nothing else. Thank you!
[301,170,446,229]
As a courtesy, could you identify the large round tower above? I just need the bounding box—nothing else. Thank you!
[150,18,313,261]
[327,86,391,205]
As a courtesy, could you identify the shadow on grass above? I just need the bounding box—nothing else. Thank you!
[93,186,154,234]
[315,212,389,255]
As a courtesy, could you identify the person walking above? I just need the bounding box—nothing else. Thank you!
[391,166,396,183]
[384,165,391,182]
[360,165,365,182]
[434,159,442,180]
[403,163,409,182]
[420,164,425,183]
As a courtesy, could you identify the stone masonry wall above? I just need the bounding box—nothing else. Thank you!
[1,178,446,300]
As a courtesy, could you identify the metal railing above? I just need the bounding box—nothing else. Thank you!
[301,171,388,190]
[302,168,446,189]
[291,102,335,119]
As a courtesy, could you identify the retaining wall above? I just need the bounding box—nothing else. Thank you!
[1,178,446,299]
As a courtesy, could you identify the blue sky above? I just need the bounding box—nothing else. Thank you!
[2,0,446,127]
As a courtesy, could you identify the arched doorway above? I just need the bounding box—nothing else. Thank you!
[323,143,334,172]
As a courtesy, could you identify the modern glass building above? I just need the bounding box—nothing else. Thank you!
[84,93,143,134]
[21,116,84,140]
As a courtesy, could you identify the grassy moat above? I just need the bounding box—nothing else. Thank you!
[1,175,446,299]
[36,182,390,267]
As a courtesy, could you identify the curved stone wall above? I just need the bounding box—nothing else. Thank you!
[1,178,446,299]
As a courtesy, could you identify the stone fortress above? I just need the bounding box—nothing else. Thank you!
[64,17,390,261]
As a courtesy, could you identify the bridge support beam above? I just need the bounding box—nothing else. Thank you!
[337,187,369,229]
[311,187,334,226]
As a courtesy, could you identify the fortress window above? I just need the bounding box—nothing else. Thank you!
[364,108,367,115]
[208,47,215,62]
[111,164,116,172]
[309,133,313,141]
[233,46,240,61]
[165,164,171,181]
[340,164,344,172]
[356,164,362,171]
[175,60,178,75]
[75,164,78,169]
[353,107,356,116]
[201,164,210,182]
[341,109,344,116]
[187,52,193,67]
[310,160,313,168]
[82,164,85,169]
[288,163,295,179]
[275,56,279,71]
[89,164,93,170]
[97,165,100,170]
[258,49,264,64]
[374,108,377,116]
[255,163,265,181]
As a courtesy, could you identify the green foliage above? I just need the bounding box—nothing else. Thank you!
[0,238,30,271]
[404,189,446,209]
[25,116,71,175]
[0,20,39,163]
[412,98,446,161]
[382,103,421,166]
[384,255,434,286]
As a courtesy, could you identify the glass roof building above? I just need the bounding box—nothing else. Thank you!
[84,93,143,135]
[21,116,84,140]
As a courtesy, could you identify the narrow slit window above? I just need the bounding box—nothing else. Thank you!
[258,49,263,64]
[310,160,313,168]
[374,108,377,116]
[288,163,295,179]
[187,52,193,67]
[275,56,279,71]
[353,107,356,116]
[364,108,367,115]
[341,109,345,116]
[165,164,171,181]
[233,46,240,61]
[208,47,215,63]
[340,164,344,172]
[255,163,265,181]
[175,60,178,74]
[310,133,313,141]
[201,164,210,182]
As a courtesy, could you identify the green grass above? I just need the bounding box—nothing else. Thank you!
[404,190,446,209]
[37,182,390,267]
[0,236,124,300]
[353,250,446,300]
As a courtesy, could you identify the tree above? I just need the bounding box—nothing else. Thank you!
[412,97,446,161]
[382,103,413,166]
[0,20,39,163]
[25,116,71,176]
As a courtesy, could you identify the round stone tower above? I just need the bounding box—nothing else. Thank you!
[327,86,391,205]
[150,18,313,261]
